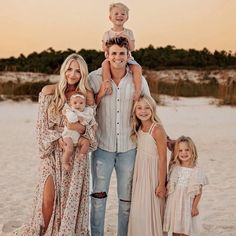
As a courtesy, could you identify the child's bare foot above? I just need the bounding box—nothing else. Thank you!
[78,153,87,160]
[133,90,141,101]
[63,162,71,171]
[104,80,112,95]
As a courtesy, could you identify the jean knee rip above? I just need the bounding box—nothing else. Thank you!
[91,192,107,199]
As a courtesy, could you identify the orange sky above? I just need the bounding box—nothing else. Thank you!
[1,0,236,58]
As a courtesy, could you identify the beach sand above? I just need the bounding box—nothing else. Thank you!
[0,96,236,236]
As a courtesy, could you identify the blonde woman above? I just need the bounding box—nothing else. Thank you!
[14,53,97,235]
[128,95,167,236]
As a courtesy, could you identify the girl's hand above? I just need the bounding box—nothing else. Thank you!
[191,207,199,217]
[155,185,166,198]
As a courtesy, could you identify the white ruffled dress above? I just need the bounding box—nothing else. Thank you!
[163,166,208,235]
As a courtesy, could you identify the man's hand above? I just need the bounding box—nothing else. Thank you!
[167,136,176,152]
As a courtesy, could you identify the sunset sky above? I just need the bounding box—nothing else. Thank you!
[1,0,236,58]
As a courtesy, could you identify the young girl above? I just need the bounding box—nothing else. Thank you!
[62,92,97,171]
[163,136,209,236]
[102,2,142,101]
[128,95,167,236]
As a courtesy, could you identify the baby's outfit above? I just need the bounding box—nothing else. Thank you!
[62,103,96,145]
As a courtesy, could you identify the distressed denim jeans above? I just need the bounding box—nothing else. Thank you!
[90,148,136,236]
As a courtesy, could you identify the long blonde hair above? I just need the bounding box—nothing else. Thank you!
[49,53,91,115]
[130,95,162,143]
[168,136,198,172]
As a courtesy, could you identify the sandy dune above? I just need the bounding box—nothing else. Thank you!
[0,96,236,236]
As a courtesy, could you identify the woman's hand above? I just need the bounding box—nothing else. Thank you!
[65,120,86,134]
[155,185,166,198]
[59,138,66,150]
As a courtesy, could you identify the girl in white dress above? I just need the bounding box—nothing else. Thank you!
[163,136,208,236]
[128,95,167,236]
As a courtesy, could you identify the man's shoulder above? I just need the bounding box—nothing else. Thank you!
[88,68,102,93]
[89,68,102,78]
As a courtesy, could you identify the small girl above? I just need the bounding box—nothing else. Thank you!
[62,93,97,171]
[128,95,167,236]
[102,2,142,101]
[163,136,209,236]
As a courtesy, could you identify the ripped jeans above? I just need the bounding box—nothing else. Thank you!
[90,148,136,236]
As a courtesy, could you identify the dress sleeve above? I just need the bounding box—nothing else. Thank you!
[82,105,98,152]
[188,167,209,196]
[36,92,62,159]
[166,166,178,195]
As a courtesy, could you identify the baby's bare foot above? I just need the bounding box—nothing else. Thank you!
[63,162,71,171]
[78,153,87,160]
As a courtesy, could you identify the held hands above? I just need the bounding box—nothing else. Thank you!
[155,185,166,198]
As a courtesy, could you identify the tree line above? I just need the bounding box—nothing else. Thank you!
[1,45,236,74]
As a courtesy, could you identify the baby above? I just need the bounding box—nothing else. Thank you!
[62,93,96,171]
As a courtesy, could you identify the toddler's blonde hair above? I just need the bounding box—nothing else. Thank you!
[168,136,198,172]
[109,2,129,14]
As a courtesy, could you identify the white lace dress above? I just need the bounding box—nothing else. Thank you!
[163,166,208,235]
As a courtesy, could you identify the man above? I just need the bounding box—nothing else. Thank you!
[88,37,150,236]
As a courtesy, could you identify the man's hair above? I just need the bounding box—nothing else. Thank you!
[109,2,129,14]
[105,37,129,51]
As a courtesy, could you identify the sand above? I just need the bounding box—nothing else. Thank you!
[0,96,236,236]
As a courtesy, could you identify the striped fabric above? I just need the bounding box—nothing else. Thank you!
[88,68,150,153]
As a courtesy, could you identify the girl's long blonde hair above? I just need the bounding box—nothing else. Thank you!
[49,53,91,115]
[130,95,162,143]
[168,136,198,172]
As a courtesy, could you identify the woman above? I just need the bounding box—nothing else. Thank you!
[15,53,97,236]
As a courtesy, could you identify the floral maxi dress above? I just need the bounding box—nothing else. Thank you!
[14,92,97,236]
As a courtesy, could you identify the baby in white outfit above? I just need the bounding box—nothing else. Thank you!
[62,93,96,171]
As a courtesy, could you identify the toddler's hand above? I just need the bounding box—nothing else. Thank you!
[133,90,141,101]
[104,80,112,95]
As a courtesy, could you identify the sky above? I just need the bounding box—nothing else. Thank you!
[1,0,236,58]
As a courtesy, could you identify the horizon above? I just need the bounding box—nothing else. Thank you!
[1,0,236,58]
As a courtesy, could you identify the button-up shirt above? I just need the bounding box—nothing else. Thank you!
[88,68,150,153]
